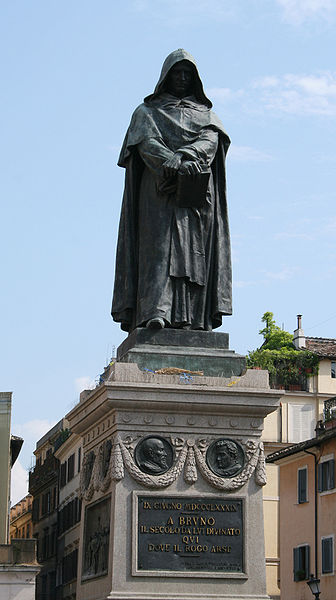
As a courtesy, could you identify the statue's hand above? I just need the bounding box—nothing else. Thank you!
[180,161,202,175]
[162,153,182,178]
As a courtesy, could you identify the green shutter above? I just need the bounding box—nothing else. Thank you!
[328,459,335,490]
[293,547,300,581]
[298,468,307,503]
[322,537,333,573]
[304,545,310,579]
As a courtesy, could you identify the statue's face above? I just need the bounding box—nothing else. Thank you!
[149,440,168,467]
[216,447,231,469]
[166,60,194,98]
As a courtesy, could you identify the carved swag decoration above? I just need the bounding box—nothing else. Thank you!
[79,436,266,500]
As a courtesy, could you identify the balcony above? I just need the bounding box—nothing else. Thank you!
[29,454,59,494]
[324,396,336,430]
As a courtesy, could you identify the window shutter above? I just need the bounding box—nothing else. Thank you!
[67,454,75,481]
[60,462,66,488]
[293,547,300,581]
[304,545,310,580]
[289,404,315,443]
[318,463,323,492]
[322,538,333,573]
[328,459,335,490]
[298,469,307,503]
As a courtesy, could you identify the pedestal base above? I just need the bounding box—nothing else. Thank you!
[68,356,280,600]
[117,329,246,378]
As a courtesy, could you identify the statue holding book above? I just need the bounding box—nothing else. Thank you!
[112,49,232,332]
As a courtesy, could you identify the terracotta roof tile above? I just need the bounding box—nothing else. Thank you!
[305,337,336,359]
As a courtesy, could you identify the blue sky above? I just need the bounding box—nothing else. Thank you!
[2,0,336,503]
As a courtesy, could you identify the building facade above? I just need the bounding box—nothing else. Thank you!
[261,318,336,598]
[267,400,336,600]
[29,420,68,600]
[10,494,33,541]
[54,432,82,600]
[1,392,38,599]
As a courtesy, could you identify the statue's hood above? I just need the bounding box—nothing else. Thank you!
[144,49,212,108]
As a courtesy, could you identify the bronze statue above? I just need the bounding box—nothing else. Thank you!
[112,49,232,332]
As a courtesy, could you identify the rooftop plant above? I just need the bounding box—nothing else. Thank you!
[247,312,319,388]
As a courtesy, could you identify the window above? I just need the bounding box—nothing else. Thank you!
[288,404,315,443]
[293,544,310,581]
[62,549,78,584]
[331,361,336,379]
[322,536,334,574]
[32,497,40,523]
[78,447,81,473]
[298,467,308,503]
[42,527,49,559]
[318,458,335,492]
[60,462,66,488]
[67,453,75,482]
[41,491,51,516]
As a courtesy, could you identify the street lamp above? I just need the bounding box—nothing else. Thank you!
[307,574,321,599]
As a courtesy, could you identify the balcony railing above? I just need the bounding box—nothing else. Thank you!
[324,396,336,425]
[29,454,59,494]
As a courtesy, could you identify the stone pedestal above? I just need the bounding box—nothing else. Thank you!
[67,348,280,600]
[117,329,246,378]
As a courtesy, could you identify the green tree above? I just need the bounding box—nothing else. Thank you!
[247,312,319,389]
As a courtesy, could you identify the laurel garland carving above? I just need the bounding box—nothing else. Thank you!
[184,443,197,484]
[193,439,266,491]
[79,450,97,500]
[79,437,266,496]
[119,438,188,488]
[254,441,267,486]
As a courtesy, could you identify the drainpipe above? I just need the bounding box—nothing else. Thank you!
[304,449,319,579]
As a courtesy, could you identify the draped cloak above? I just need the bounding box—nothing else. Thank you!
[112,49,232,332]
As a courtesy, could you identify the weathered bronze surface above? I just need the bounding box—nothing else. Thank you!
[137,495,244,573]
[135,436,174,475]
[206,439,245,478]
[112,49,232,333]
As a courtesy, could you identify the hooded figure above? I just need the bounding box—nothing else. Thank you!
[112,49,232,332]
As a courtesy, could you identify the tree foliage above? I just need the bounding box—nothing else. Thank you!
[247,312,319,388]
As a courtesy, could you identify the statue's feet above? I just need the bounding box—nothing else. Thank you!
[146,318,165,329]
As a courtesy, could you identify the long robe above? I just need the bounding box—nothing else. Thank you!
[112,51,232,333]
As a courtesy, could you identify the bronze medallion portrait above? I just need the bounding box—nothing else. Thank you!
[206,438,245,478]
[135,436,173,475]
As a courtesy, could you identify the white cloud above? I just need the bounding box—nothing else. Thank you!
[11,418,58,478]
[274,231,314,240]
[207,87,234,102]
[12,419,58,453]
[229,145,273,162]
[11,460,29,506]
[253,72,336,116]
[234,280,257,288]
[210,72,336,118]
[276,0,335,24]
[264,267,298,281]
[74,376,96,394]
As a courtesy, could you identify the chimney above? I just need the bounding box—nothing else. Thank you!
[293,314,306,349]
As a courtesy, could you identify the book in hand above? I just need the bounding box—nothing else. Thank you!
[176,170,210,209]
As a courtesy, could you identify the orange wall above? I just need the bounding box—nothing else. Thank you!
[279,438,336,600]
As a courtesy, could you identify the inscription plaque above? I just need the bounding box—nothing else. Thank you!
[136,495,244,574]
